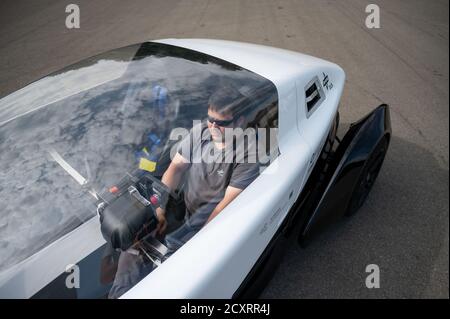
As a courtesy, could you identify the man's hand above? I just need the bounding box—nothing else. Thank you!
[155,207,167,235]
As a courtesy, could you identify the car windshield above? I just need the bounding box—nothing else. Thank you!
[0,42,278,298]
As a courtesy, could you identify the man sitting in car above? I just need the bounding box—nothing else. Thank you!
[108,86,260,298]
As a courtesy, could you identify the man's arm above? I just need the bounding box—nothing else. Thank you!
[156,152,190,234]
[160,152,190,191]
[205,186,243,225]
[205,160,260,225]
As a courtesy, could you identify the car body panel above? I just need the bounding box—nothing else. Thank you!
[0,217,104,298]
[300,104,391,241]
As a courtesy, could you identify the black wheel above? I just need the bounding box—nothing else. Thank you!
[346,137,389,216]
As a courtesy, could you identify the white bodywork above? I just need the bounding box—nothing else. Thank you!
[0,39,345,298]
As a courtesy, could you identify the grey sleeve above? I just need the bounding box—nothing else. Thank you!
[229,162,260,190]
[176,132,192,163]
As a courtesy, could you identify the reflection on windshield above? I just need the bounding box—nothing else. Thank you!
[0,42,279,298]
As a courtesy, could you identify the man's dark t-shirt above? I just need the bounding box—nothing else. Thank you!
[177,123,259,228]
[107,123,260,299]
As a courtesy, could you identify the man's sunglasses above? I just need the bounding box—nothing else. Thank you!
[207,115,235,127]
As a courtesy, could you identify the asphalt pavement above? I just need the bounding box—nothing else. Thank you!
[0,0,448,298]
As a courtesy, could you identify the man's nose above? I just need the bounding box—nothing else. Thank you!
[208,120,218,129]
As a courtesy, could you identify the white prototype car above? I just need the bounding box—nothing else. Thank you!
[0,39,391,299]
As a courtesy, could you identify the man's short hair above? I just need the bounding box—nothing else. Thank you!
[208,86,246,117]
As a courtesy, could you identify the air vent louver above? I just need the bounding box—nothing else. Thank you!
[305,76,324,114]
